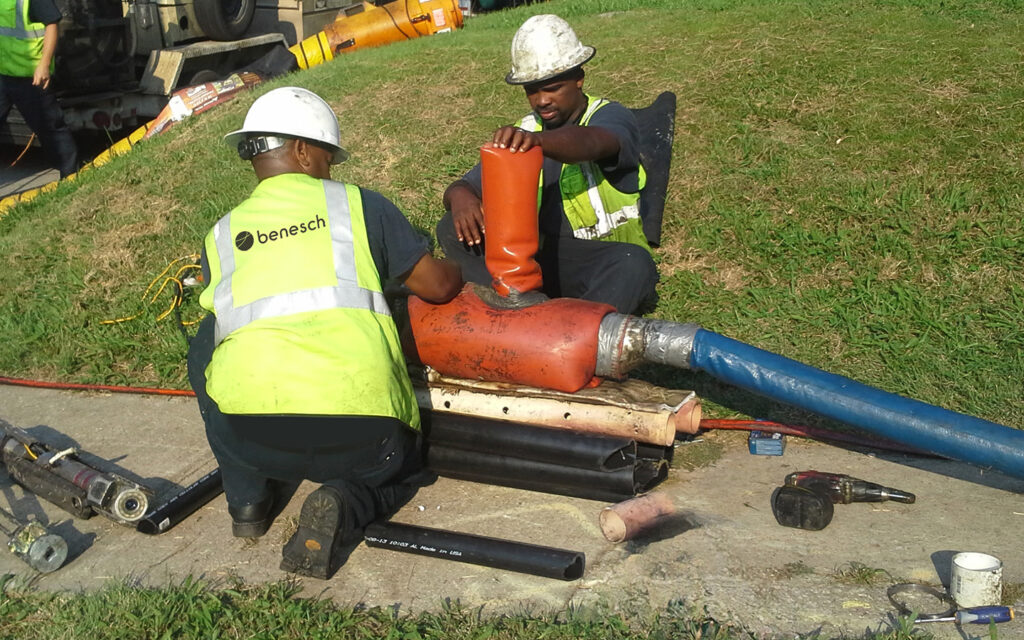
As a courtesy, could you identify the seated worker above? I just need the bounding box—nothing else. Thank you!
[187,87,462,579]
[436,14,658,315]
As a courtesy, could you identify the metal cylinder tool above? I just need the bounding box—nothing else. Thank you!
[0,506,67,573]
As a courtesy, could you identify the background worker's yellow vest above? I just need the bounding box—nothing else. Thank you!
[518,95,651,253]
[199,173,419,429]
[0,0,48,77]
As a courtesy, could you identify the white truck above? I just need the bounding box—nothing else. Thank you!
[1,0,371,144]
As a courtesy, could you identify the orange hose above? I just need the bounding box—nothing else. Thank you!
[0,376,194,397]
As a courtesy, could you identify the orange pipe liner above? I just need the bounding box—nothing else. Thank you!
[290,0,463,70]
[408,286,613,393]
[480,145,544,296]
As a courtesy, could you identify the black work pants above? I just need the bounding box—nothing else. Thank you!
[0,75,78,178]
[186,316,424,534]
[435,211,658,315]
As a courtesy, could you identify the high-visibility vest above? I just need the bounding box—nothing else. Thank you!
[518,95,651,252]
[199,172,419,428]
[0,0,49,78]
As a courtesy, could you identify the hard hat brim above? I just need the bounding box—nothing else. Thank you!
[224,130,348,164]
[505,46,595,85]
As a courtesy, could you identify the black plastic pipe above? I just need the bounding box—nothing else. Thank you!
[423,410,635,470]
[364,521,585,581]
[137,468,223,535]
[427,445,667,502]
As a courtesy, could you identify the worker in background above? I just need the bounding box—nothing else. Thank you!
[436,14,657,315]
[0,0,78,177]
[187,87,463,579]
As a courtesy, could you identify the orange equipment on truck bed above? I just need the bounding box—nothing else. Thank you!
[290,0,463,70]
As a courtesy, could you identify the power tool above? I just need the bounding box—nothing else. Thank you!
[784,470,915,504]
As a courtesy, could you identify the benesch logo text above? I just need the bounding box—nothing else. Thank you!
[234,215,327,251]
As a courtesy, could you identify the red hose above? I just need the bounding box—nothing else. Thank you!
[699,418,933,456]
[0,376,195,397]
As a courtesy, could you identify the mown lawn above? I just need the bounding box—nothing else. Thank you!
[0,1,1020,637]
[1,0,1021,430]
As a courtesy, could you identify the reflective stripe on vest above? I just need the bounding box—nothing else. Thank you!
[209,180,391,345]
[0,0,45,37]
[0,0,47,77]
[518,96,648,246]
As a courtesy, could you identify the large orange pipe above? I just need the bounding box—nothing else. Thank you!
[407,286,612,393]
[290,0,463,70]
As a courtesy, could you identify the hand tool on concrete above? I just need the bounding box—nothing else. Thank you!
[770,485,834,530]
[0,505,67,573]
[784,470,915,504]
[915,606,1014,625]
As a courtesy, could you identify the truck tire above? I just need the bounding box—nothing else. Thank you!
[193,0,256,41]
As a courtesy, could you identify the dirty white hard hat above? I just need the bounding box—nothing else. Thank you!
[224,86,349,163]
[505,14,596,85]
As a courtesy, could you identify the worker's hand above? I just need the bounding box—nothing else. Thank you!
[446,185,486,246]
[33,63,51,89]
[490,126,541,154]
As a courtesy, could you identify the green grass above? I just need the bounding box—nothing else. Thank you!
[0,1,1021,632]
[1,0,1022,430]
[0,575,939,640]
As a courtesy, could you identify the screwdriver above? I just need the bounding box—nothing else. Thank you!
[916,606,1014,625]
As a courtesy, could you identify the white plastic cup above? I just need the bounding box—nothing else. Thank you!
[949,552,1003,608]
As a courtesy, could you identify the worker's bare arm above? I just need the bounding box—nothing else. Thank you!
[402,253,463,303]
[443,180,486,246]
[492,124,619,164]
[34,23,58,89]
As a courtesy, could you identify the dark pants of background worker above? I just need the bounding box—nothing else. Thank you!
[187,316,425,540]
[436,212,659,315]
[0,75,78,178]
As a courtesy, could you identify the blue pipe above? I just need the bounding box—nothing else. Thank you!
[689,329,1024,480]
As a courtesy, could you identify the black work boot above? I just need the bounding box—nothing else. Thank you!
[229,496,275,538]
[280,486,348,579]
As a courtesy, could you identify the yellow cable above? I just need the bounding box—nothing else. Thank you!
[22,443,37,460]
[101,256,201,326]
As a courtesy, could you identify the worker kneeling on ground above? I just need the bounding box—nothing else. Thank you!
[187,87,463,579]
[437,14,657,315]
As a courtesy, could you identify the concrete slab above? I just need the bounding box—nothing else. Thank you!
[0,145,60,198]
[0,382,1022,639]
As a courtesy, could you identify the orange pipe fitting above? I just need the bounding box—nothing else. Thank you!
[407,285,614,393]
[480,145,544,297]
[599,492,677,543]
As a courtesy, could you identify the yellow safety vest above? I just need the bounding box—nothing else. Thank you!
[0,0,49,77]
[518,95,651,253]
[199,173,419,428]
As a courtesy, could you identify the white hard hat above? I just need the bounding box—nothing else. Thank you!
[224,86,349,163]
[505,14,595,85]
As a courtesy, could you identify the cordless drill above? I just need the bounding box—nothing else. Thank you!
[784,470,915,504]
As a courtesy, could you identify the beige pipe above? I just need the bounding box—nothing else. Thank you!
[599,492,676,543]
[415,375,700,446]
